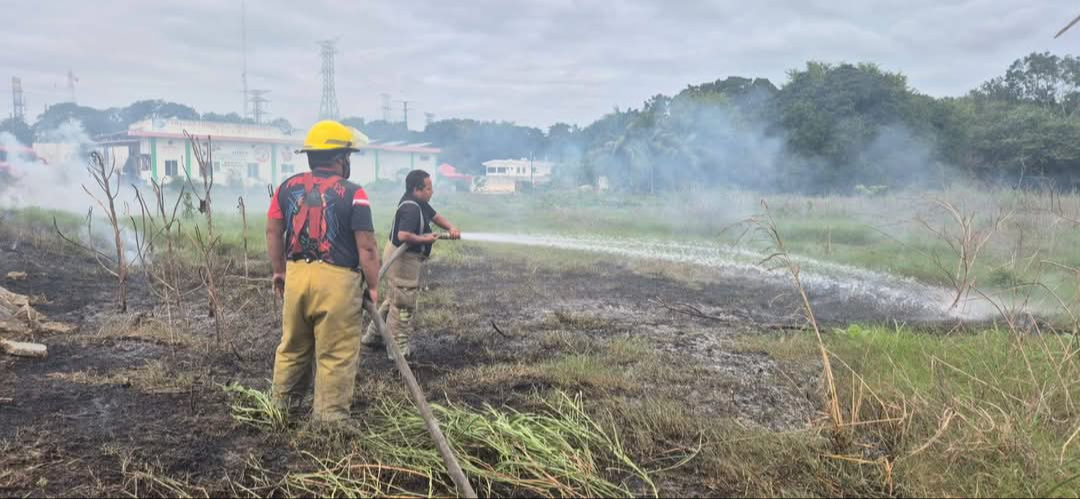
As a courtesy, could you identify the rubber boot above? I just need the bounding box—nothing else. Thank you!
[388,308,412,360]
[361,325,384,348]
[361,300,389,348]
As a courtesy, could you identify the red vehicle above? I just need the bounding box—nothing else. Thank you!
[0,146,48,176]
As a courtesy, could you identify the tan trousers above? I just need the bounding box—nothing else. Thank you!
[272,260,365,421]
[366,243,424,356]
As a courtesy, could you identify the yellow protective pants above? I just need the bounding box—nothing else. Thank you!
[272,260,365,421]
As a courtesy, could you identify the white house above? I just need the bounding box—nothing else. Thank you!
[95,119,439,189]
[476,158,555,193]
[351,140,440,186]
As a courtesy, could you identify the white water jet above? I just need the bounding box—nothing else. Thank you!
[463,232,998,320]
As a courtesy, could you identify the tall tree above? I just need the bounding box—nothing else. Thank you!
[975,52,1080,117]
[0,118,34,145]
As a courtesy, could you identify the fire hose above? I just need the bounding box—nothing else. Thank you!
[363,234,477,499]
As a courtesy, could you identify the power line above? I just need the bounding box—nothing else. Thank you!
[395,99,414,130]
[249,89,270,124]
[318,38,340,120]
[380,93,391,122]
[67,69,78,104]
[241,0,249,120]
[12,77,26,121]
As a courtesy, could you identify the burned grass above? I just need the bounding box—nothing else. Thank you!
[4,215,1079,497]
[0,220,816,497]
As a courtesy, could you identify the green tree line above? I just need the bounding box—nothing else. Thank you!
[346,51,1080,193]
[5,52,1080,193]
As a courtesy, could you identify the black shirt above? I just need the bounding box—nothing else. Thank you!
[268,169,374,268]
[390,192,437,257]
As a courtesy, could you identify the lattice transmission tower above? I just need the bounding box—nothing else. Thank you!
[318,39,340,120]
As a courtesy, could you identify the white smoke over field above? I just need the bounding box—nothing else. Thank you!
[1,119,269,218]
[0,119,130,214]
[0,120,152,260]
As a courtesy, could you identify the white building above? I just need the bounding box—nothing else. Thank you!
[351,140,440,186]
[476,158,555,193]
[96,119,439,189]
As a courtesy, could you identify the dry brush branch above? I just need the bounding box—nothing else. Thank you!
[58,152,130,312]
[915,198,1013,310]
[744,199,844,434]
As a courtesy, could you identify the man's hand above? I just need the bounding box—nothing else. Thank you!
[266,217,287,294]
[448,227,461,240]
[272,273,285,297]
[424,233,441,245]
[354,230,381,307]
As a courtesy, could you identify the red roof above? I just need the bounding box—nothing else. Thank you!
[437,163,470,180]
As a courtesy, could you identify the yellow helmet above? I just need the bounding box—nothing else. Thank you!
[297,120,367,153]
[350,127,370,146]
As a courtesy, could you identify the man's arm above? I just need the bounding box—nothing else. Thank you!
[432,214,460,239]
[397,230,440,246]
[354,230,380,305]
[266,218,287,296]
[395,204,439,246]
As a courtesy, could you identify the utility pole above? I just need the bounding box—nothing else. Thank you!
[318,38,340,120]
[241,0,249,120]
[67,69,78,104]
[11,77,26,121]
[395,99,413,130]
[249,89,270,124]
[380,93,391,122]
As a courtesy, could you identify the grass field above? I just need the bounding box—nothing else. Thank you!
[4,184,1080,497]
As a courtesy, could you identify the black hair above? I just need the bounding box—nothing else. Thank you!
[405,169,431,193]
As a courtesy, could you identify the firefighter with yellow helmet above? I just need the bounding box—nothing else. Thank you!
[265,120,380,422]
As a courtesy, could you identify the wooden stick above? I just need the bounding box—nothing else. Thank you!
[367,244,477,499]
[0,339,47,359]
[490,320,511,338]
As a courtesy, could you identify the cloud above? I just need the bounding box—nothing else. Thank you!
[2,0,1076,129]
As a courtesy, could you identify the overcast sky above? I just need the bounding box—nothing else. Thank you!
[3,0,1078,131]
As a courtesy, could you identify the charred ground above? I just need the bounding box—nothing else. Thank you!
[1,219,1075,498]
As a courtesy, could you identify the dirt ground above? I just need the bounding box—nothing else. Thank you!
[0,231,957,497]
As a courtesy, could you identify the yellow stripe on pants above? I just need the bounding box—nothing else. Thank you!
[272,260,365,421]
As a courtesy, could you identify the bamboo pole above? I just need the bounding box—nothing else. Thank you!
[365,242,476,499]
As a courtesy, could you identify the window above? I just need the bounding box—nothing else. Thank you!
[164,160,179,177]
[247,163,260,178]
[356,150,367,156]
[420,155,430,161]
[281,163,294,174]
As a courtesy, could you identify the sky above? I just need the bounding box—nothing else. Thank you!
[3,0,1079,131]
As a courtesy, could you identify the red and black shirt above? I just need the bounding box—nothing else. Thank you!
[268,169,374,269]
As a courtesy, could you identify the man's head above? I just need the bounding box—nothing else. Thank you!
[307,149,352,178]
[405,169,433,203]
[298,120,367,178]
